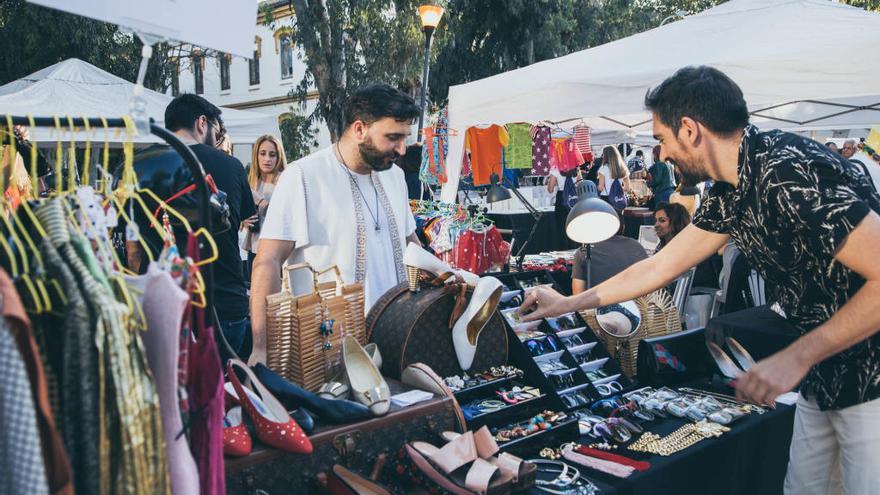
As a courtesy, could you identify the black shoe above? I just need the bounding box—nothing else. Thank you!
[291,408,315,434]
[253,363,373,424]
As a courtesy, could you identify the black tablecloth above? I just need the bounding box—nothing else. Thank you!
[488,212,559,255]
[528,385,795,495]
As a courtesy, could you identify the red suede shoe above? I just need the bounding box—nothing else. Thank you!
[222,406,252,457]
[226,359,313,454]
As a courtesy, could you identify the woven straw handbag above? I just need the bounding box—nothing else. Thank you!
[265,263,366,391]
[580,289,681,379]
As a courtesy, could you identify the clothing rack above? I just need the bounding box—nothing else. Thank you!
[1,115,215,318]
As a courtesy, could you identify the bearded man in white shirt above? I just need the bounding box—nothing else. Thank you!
[249,84,421,365]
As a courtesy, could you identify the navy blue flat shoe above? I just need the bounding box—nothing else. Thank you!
[253,363,373,424]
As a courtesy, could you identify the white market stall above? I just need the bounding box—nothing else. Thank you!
[0,58,279,145]
[441,0,880,201]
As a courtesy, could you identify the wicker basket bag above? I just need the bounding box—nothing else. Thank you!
[580,289,681,378]
[265,263,366,391]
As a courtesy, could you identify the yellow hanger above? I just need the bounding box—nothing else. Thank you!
[4,117,52,312]
[51,116,63,198]
[23,117,65,311]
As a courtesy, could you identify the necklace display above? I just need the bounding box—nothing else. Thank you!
[336,143,381,231]
[627,420,730,456]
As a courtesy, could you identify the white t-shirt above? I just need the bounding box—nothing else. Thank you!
[261,146,416,311]
[853,152,880,193]
[598,165,613,196]
[350,172,405,308]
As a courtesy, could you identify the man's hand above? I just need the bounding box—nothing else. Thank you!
[735,348,811,407]
[518,286,572,322]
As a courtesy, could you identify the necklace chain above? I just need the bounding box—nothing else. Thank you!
[336,143,381,231]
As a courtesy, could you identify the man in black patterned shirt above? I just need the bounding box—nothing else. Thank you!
[519,66,880,493]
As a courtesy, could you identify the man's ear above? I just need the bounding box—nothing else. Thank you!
[678,117,701,147]
[351,120,367,142]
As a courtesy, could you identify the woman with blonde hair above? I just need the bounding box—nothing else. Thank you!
[242,134,287,274]
[597,145,630,209]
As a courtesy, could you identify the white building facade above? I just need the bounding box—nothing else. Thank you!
[172,2,331,166]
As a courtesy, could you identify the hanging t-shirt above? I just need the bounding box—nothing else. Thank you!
[572,124,594,162]
[465,125,509,186]
[504,123,533,170]
[531,125,552,176]
[554,138,584,173]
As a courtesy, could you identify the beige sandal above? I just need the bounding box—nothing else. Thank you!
[442,427,536,492]
[406,431,513,495]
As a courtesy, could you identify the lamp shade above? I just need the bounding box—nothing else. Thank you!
[485,172,511,203]
[565,180,621,244]
[418,5,444,29]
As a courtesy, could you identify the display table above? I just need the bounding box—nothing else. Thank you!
[622,207,655,240]
[547,399,795,495]
[488,211,560,255]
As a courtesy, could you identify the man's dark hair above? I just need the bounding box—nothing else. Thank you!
[655,201,691,238]
[635,150,643,157]
[344,84,419,129]
[645,66,749,137]
[165,93,223,132]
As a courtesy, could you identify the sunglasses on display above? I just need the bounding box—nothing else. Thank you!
[571,349,593,365]
[500,293,524,310]
[561,390,592,408]
[538,359,569,374]
[549,371,577,389]
[584,369,608,382]
[526,335,561,356]
[562,334,585,349]
[547,314,579,331]
[595,381,624,396]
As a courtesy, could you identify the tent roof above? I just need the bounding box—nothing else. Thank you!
[447,0,880,130]
[0,58,279,144]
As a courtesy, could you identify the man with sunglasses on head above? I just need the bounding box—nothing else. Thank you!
[127,94,256,358]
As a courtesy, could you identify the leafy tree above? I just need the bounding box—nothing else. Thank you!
[279,109,319,160]
[0,0,205,92]
[267,0,443,141]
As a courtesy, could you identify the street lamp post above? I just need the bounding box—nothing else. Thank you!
[416,5,444,141]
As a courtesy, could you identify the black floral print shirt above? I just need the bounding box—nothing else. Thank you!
[694,125,880,410]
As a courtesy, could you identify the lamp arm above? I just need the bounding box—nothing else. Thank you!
[502,176,541,220]
[499,176,543,271]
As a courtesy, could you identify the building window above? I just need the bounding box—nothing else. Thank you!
[193,52,204,94]
[279,34,293,79]
[220,54,231,91]
[249,50,260,86]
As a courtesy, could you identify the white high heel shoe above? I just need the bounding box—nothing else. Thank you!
[318,343,382,400]
[403,242,479,291]
[452,277,503,371]
[343,336,391,416]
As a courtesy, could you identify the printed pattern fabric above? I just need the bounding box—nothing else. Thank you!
[553,138,584,173]
[694,124,880,410]
[572,124,594,162]
[0,311,50,495]
[465,125,509,186]
[420,109,450,185]
[453,226,510,275]
[531,125,552,176]
[504,123,533,170]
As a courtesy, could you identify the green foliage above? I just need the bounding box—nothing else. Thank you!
[279,109,319,161]
[0,0,176,91]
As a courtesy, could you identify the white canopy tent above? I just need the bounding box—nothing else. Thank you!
[0,58,279,145]
[442,0,880,201]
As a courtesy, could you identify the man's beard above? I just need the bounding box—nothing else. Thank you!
[359,137,399,171]
[669,158,708,187]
